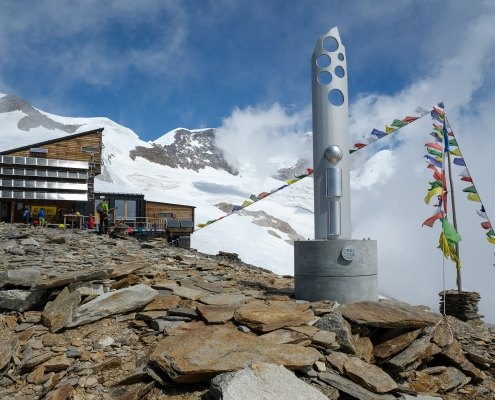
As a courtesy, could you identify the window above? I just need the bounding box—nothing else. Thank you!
[167,220,180,228]
[30,148,48,154]
[180,220,193,228]
[127,201,136,217]
[82,147,99,153]
[115,200,124,219]
[156,212,173,218]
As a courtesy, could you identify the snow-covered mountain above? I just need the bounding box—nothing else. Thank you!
[0,93,315,275]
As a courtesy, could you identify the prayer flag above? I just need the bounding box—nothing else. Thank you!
[442,217,461,246]
[430,132,444,143]
[433,105,445,115]
[429,180,443,189]
[439,232,451,259]
[206,220,215,225]
[241,200,252,208]
[448,132,454,137]
[427,164,442,181]
[425,142,443,151]
[287,179,299,185]
[197,223,207,228]
[425,187,443,204]
[350,149,357,154]
[415,106,430,116]
[294,174,309,179]
[487,229,495,238]
[453,158,466,166]
[422,212,444,227]
[431,110,445,123]
[467,193,481,202]
[391,119,407,128]
[424,155,442,168]
[307,168,314,174]
[481,221,492,230]
[250,194,260,202]
[353,143,367,149]
[449,139,458,147]
[433,127,443,134]
[386,126,397,133]
[371,128,387,139]
[258,192,270,199]
[461,176,473,183]
[476,207,488,219]
[427,148,443,158]
[450,148,462,156]
[403,116,419,123]
[232,205,243,212]
[487,237,495,245]
[458,168,470,178]
[462,185,477,194]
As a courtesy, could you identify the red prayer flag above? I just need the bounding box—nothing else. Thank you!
[448,132,454,137]
[425,142,443,151]
[307,168,314,174]
[422,212,444,228]
[258,192,270,199]
[460,176,473,183]
[427,163,442,181]
[354,143,367,149]
[481,221,492,230]
[403,116,419,123]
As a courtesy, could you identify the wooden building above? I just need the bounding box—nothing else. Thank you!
[0,128,103,224]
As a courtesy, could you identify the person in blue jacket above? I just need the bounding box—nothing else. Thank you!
[38,208,46,227]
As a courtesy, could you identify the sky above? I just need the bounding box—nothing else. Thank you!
[2,1,495,320]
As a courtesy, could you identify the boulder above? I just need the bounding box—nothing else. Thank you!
[42,287,81,333]
[340,300,439,328]
[344,357,397,393]
[149,322,320,383]
[234,300,314,332]
[0,289,46,312]
[210,363,328,400]
[314,312,356,354]
[0,268,41,288]
[67,284,158,327]
[197,304,236,324]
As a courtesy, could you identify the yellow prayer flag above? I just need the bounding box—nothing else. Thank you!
[449,245,461,270]
[450,148,462,156]
[197,223,207,228]
[439,232,450,259]
[241,200,253,208]
[286,179,299,185]
[487,237,495,244]
[467,193,481,202]
[424,187,443,204]
[385,126,397,134]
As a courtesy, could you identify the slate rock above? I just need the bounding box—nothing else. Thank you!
[387,337,441,370]
[44,382,74,400]
[209,363,328,400]
[340,300,439,328]
[439,339,485,381]
[234,300,314,332]
[259,329,308,344]
[32,267,115,290]
[143,295,181,311]
[311,330,337,348]
[314,312,356,354]
[42,287,81,333]
[0,289,46,312]
[167,307,198,318]
[66,284,158,327]
[344,357,397,393]
[0,268,41,288]
[199,294,252,306]
[197,303,236,324]
[318,371,394,400]
[373,328,423,359]
[0,339,18,370]
[149,322,320,383]
[173,286,206,300]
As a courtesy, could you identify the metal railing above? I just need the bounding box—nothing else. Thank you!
[0,167,88,180]
[0,155,88,169]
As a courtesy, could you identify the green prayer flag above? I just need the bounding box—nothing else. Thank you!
[249,194,260,202]
[206,220,215,225]
[427,148,443,158]
[487,229,495,238]
[442,217,461,246]
[350,149,357,154]
[429,180,443,189]
[462,185,477,194]
[391,119,407,128]
[294,174,309,179]
[449,139,458,147]
[433,127,442,134]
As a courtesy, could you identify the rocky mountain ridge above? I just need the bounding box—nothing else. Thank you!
[1,224,495,399]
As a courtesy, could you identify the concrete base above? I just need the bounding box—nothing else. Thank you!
[294,239,378,304]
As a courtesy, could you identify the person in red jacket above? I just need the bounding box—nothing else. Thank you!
[87,214,95,229]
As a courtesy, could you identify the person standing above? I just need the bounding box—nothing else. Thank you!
[57,208,64,224]
[97,200,109,234]
[87,214,95,229]
[38,208,45,227]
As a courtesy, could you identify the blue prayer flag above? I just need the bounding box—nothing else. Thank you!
[453,158,466,166]
[424,155,442,168]
[232,205,243,212]
[371,128,387,139]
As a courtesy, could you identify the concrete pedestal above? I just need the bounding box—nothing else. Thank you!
[294,239,378,303]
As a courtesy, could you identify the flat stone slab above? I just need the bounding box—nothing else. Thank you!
[173,286,207,300]
[373,329,423,360]
[210,363,328,400]
[344,357,397,393]
[42,287,81,333]
[199,294,252,306]
[340,301,439,328]
[143,295,181,311]
[149,322,320,383]
[259,329,309,345]
[67,284,158,327]
[0,289,46,312]
[31,268,115,290]
[314,312,356,354]
[234,300,314,332]
[0,268,41,288]
[387,337,441,370]
[197,304,236,324]
[318,372,394,400]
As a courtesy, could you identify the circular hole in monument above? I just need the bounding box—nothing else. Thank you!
[316,54,331,68]
[335,66,345,78]
[328,89,344,106]
[338,53,344,61]
[317,71,332,85]
[323,36,339,52]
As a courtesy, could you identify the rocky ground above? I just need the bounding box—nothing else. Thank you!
[1,223,495,400]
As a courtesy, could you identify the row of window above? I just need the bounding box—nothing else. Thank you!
[0,167,88,179]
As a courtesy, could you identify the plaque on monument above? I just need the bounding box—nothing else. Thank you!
[341,246,355,261]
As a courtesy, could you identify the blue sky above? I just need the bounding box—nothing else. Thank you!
[0,1,490,141]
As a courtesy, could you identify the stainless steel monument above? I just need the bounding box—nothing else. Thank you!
[294,27,378,303]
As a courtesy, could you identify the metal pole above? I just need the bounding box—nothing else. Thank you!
[446,150,462,292]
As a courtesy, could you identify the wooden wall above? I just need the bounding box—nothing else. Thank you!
[5,131,103,175]
[145,201,195,233]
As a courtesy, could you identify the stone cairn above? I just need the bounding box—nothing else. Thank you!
[440,290,484,326]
